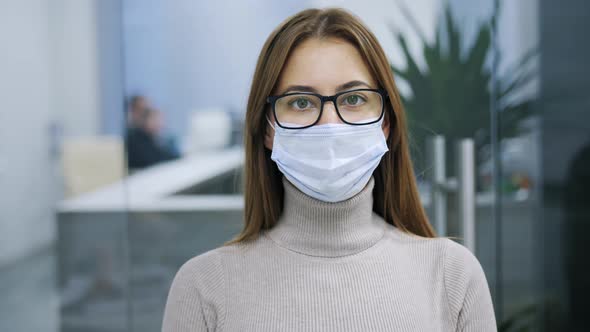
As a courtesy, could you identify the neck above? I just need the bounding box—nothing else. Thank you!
[264,176,387,257]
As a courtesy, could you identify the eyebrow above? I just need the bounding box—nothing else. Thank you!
[278,80,373,95]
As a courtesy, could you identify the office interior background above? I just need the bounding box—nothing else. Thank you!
[0,0,588,331]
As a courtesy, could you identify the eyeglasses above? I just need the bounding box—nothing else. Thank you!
[266,88,388,129]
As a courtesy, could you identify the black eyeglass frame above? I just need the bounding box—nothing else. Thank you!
[266,88,389,129]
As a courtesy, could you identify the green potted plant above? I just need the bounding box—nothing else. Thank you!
[390,2,537,181]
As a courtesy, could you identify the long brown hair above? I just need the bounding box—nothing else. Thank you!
[225,7,437,245]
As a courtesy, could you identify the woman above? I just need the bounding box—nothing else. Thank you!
[162,7,496,332]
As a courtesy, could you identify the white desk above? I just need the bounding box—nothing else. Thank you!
[57,147,244,213]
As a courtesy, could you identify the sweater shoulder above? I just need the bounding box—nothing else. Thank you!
[441,238,497,330]
[165,240,264,330]
[383,224,494,323]
[174,240,257,287]
[382,222,449,251]
[441,238,486,304]
[165,247,228,329]
[176,248,224,283]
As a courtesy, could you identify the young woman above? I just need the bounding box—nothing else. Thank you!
[162,7,496,332]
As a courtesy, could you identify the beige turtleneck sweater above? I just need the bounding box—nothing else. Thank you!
[162,176,497,331]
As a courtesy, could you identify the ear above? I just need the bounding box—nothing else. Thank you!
[382,111,390,139]
[264,112,275,150]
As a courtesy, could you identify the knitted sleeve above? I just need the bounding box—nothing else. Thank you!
[162,250,225,332]
[443,238,497,332]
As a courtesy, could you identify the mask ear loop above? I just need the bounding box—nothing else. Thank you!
[265,115,276,130]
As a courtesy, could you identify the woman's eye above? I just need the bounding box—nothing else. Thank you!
[342,94,365,106]
[290,98,313,110]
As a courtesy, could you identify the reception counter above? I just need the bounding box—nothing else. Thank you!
[56,148,245,332]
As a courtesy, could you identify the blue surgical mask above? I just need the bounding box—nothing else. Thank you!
[267,117,389,202]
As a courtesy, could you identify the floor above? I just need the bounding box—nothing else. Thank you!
[0,249,59,332]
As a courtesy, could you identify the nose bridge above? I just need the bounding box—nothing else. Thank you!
[317,96,342,125]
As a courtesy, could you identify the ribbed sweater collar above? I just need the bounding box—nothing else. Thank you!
[264,176,387,258]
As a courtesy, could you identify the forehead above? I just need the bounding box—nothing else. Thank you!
[274,37,377,94]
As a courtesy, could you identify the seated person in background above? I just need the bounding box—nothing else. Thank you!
[126,95,150,129]
[144,108,181,159]
[125,101,179,170]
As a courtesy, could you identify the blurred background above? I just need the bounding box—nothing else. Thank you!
[0,0,588,331]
